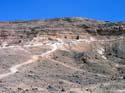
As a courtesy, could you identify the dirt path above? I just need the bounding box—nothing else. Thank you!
[78,36,124,43]
[0,42,58,79]
[0,38,68,79]
[0,38,113,93]
[0,38,110,79]
[0,55,39,79]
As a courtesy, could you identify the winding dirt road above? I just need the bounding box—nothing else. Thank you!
[0,37,116,79]
[0,41,59,79]
[0,55,39,79]
[0,37,122,93]
[0,38,77,79]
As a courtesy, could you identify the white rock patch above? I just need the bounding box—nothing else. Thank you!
[97,47,107,59]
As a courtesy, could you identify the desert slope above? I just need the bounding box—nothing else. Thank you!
[0,17,125,93]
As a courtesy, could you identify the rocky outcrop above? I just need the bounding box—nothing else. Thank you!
[0,17,125,46]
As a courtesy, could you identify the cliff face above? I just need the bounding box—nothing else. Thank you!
[0,17,125,46]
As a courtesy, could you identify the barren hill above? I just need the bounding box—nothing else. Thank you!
[0,17,125,93]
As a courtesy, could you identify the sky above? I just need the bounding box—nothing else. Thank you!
[0,0,124,22]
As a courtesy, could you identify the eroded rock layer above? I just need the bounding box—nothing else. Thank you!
[0,17,125,46]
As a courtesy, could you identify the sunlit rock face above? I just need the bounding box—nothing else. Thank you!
[0,17,125,93]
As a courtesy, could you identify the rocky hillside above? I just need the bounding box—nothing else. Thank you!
[0,17,125,46]
[0,17,125,93]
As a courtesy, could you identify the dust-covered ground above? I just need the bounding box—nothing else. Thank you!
[0,37,125,93]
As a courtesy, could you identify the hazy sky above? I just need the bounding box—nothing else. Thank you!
[0,0,124,21]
